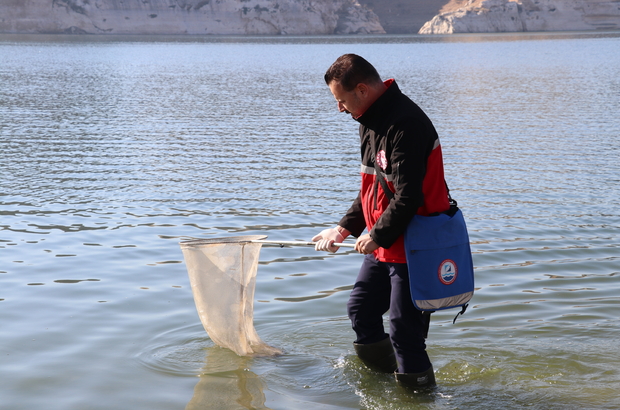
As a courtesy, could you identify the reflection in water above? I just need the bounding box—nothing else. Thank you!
[186,347,272,410]
[54,278,100,283]
[274,284,353,302]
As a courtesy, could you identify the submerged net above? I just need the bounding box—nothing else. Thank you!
[180,236,281,356]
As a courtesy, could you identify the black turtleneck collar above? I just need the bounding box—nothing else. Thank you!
[355,79,400,129]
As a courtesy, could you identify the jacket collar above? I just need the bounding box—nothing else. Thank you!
[355,79,399,129]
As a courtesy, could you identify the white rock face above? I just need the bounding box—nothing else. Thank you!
[0,0,385,35]
[419,0,620,34]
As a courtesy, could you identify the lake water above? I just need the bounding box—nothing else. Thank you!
[1,31,619,410]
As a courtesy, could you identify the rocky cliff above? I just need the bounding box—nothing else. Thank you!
[419,0,620,33]
[0,0,385,35]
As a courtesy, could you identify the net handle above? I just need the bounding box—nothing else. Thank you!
[251,240,356,248]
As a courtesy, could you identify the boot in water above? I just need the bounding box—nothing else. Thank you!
[395,365,436,390]
[353,337,398,373]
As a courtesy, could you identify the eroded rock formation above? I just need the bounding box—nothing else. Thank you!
[0,0,385,35]
[419,0,620,34]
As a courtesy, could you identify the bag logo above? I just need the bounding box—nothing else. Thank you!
[438,259,457,285]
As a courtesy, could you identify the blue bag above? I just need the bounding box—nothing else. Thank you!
[404,207,474,318]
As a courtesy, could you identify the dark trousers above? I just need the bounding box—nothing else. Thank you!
[347,254,432,373]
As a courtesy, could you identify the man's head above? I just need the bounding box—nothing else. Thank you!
[324,54,387,118]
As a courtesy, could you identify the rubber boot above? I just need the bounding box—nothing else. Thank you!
[395,365,436,389]
[353,337,398,373]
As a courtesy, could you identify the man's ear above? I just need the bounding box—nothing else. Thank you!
[355,83,369,97]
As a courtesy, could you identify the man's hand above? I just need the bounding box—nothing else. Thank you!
[355,234,380,255]
[312,227,347,253]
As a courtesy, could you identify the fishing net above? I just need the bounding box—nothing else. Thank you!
[180,236,282,356]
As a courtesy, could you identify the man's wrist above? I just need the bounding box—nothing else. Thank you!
[335,225,351,238]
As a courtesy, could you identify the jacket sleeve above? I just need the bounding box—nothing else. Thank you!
[369,119,435,248]
[338,192,366,238]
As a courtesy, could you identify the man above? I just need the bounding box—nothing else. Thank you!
[312,54,450,389]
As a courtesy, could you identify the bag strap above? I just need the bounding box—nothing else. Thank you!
[371,137,455,207]
[453,303,468,324]
[373,159,395,201]
[446,180,458,207]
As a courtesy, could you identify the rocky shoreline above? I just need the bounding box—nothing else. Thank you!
[1,0,619,35]
[0,0,384,35]
[419,0,620,34]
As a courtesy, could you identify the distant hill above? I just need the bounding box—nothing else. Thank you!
[356,0,446,33]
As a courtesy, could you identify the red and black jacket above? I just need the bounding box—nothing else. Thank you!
[339,80,450,263]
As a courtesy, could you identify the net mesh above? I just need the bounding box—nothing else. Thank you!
[180,236,281,356]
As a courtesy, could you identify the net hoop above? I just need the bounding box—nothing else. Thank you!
[180,235,267,248]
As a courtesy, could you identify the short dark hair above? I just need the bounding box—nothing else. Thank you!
[324,54,382,91]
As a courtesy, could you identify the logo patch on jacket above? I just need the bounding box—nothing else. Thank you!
[376,150,388,170]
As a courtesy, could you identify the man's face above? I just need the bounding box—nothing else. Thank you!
[328,81,367,119]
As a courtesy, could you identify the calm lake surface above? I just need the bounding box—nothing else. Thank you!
[1,31,619,410]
